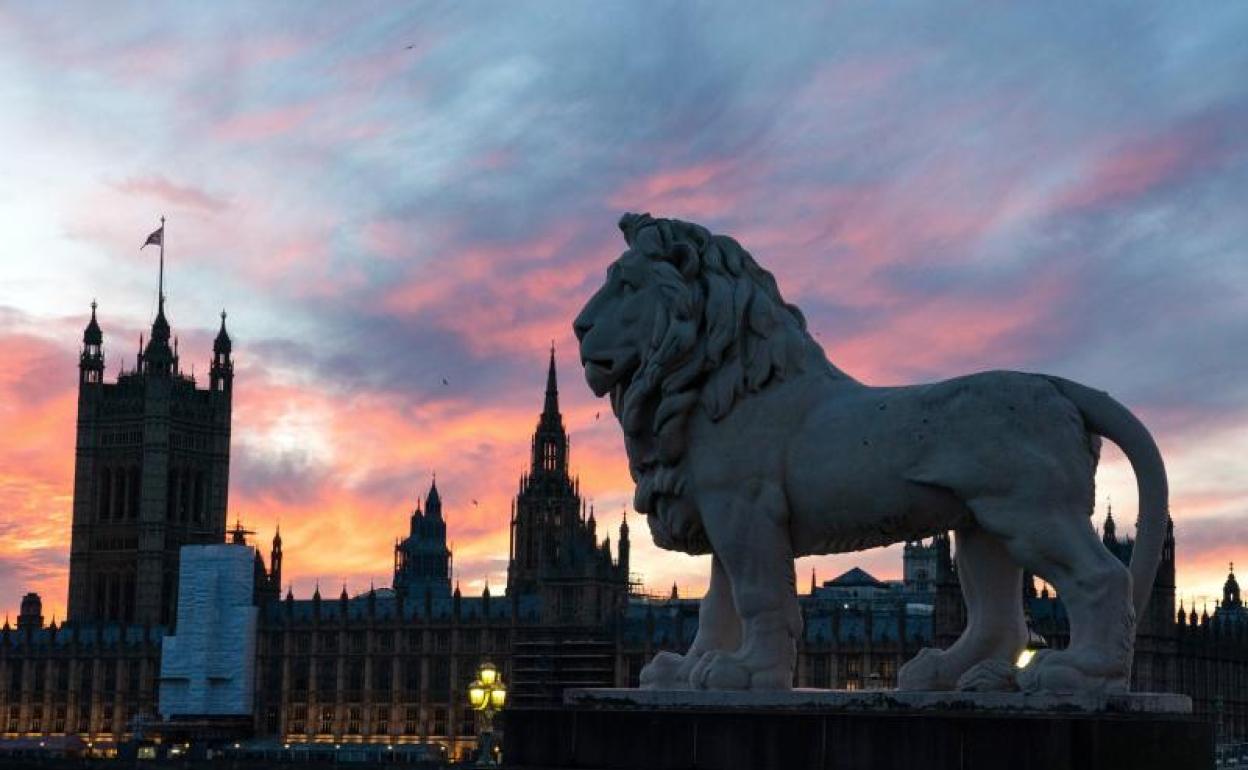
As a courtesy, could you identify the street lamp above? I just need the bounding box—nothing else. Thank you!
[467,660,507,767]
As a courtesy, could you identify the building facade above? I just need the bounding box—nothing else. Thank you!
[0,592,163,754]
[67,299,233,627]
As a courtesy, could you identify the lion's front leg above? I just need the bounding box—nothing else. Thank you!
[688,483,800,691]
[641,553,741,689]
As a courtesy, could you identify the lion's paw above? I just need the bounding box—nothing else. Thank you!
[897,648,957,691]
[688,650,790,691]
[1016,650,1127,695]
[640,651,698,690]
[956,659,1019,692]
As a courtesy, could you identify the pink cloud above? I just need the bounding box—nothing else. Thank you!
[379,221,603,355]
[823,271,1072,384]
[608,159,751,221]
[1056,122,1227,213]
[113,175,229,213]
[214,102,318,142]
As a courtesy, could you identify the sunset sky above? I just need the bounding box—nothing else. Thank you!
[2,4,1247,623]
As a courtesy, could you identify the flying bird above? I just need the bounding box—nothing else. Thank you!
[441,378,449,386]
[472,499,479,506]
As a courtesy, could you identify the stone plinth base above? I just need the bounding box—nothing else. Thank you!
[502,689,1212,770]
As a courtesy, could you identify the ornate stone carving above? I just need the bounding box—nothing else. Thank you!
[573,213,1168,695]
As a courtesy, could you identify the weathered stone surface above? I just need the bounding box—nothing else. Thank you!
[573,213,1170,696]
[564,687,1193,714]
[158,545,258,717]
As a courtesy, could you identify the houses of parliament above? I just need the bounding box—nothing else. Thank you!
[2,291,1248,758]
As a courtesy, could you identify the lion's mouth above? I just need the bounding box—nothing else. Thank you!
[582,350,639,397]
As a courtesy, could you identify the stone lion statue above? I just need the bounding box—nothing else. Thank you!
[573,213,1168,695]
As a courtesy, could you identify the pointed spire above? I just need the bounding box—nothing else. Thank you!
[83,300,103,345]
[1102,499,1117,547]
[811,567,817,595]
[273,524,282,548]
[426,475,443,520]
[543,341,559,417]
[143,290,174,375]
[670,582,679,600]
[214,309,232,353]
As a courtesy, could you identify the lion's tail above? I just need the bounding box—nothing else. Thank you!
[1047,376,1169,619]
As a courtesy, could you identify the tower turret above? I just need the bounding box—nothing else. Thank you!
[1101,503,1117,548]
[506,349,629,627]
[1224,563,1241,610]
[618,509,630,577]
[932,530,964,648]
[393,477,451,600]
[80,301,105,385]
[142,295,175,376]
[17,593,42,631]
[210,310,234,393]
[270,526,283,597]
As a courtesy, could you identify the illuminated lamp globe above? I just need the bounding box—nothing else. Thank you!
[479,661,499,686]
[468,680,488,710]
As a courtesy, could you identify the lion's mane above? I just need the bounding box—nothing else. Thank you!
[613,213,823,535]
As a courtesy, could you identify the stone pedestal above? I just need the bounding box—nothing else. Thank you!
[502,689,1212,770]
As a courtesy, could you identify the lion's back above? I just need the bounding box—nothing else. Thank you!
[903,370,1098,498]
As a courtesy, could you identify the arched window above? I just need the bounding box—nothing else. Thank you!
[128,467,141,519]
[98,469,112,521]
[166,469,177,521]
[193,471,204,524]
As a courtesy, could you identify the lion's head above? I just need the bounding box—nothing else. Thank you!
[574,213,824,526]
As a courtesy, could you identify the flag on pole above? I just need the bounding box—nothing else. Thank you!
[141,225,164,250]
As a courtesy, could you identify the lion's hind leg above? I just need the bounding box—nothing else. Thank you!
[897,526,1027,691]
[976,501,1134,695]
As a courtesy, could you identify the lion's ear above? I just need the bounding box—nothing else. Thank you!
[618,212,653,246]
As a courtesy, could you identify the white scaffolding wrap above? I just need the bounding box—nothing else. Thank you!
[158,545,258,717]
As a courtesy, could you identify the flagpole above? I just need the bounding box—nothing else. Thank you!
[158,215,166,307]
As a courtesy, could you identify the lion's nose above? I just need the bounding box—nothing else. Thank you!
[573,314,592,342]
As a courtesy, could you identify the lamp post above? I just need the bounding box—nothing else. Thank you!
[467,660,507,767]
